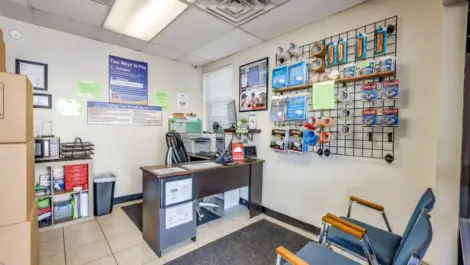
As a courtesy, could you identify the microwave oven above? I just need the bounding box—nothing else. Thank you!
[35,137,60,161]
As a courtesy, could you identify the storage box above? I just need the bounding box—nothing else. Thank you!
[0,72,33,143]
[0,141,35,227]
[0,210,38,265]
[0,29,5,72]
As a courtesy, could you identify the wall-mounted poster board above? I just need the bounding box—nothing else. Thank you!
[87,101,162,126]
[109,55,148,105]
[239,57,269,112]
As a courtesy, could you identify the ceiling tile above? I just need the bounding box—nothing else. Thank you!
[151,7,234,53]
[30,0,109,26]
[95,28,148,51]
[191,28,262,61]
[0,1,33,23]
[32,10,100,39]
[141,43,184,60]
[6,0,28,6]
[241,0,366,40]
[178,54,210,66]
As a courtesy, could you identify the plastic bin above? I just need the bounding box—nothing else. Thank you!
[94,173,116,216]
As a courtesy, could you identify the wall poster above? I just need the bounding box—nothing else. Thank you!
[109,55,148,105]
[239,57,269,112]
[87,101,162,126]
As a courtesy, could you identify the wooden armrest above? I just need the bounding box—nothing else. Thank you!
[322,216,364,239]
[350,196,384,211]
[276,246,309,265]
[326,213,367,234]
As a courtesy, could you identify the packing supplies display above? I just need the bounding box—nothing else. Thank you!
[382,80,400,100]
[277,47,290,64]
[303,130,320,145]
[305,117,319,131]
[338,39,348,64]
[362,109,378,127]
[340,108,352,119]
[319,117,334,127]
[311,42,326,58]
[326,42,338,66]
[287,43,302,57]
[339,124,352,135]
[272,66,288,89]
[311,58,326,73]
[375,27,387,56]
[288,129,308,153]
[356,60,375,76]
[383,108,399,127]
[270,96,288,121]
[270,129,288,152]
[338,90,353,104]
[232,142,245,160]
[362,83,378,101]
[286,94,308,121]
[287,61,309,86]
[343,63,356,78]
[376,56,395,72]
[319,132,334,144]
[356,33,368,59]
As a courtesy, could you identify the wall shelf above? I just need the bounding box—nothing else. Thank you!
[224,129,261,141]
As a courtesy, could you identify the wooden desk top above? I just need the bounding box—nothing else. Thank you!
[141,159,264,179]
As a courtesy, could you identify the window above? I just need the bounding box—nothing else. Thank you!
[203,65,233,131]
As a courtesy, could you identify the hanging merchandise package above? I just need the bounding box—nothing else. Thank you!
[356,59,375,76]
[303,130,320,146]
[383,108,399,127]
[270,129,289,152]
[362,83,378,101]
[375,27,388,56]
[272,66,288,89]
[277,47,290,65]
[326,42,338,66]
[338,39,348,64]
[362,109,378,127]
[343,63,356,78]
[287,61,309,87]
[382,80,400,100]
[287,94,308,121]
[376,55,395,72]
[270,96,288,121]
[356,33,368,59]
[287,42,302,58]
[288,129,308,153]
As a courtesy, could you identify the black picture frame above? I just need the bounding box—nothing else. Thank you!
[239,57,269,112]
[15,59,48,91]
[33,93,52,109]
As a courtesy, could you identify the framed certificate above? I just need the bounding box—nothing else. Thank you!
[16,59,48,91]
[33,93,52,109]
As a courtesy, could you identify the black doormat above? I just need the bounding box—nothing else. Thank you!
[165,219,312,265]
[121,202,220,231]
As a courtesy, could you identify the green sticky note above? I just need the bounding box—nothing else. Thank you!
[77,81,101,98]
[312,80,335,110]
[155,91,170,111]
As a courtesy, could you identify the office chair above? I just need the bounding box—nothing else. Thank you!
[165,132,219,221]
[277,210,432,265]
[326,188,435,265]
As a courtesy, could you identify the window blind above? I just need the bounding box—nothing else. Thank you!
[203,65,233,131]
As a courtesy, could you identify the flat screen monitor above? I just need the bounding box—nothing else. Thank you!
[227,100,237,128]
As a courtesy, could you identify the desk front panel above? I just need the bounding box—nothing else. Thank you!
[195,164,250,198]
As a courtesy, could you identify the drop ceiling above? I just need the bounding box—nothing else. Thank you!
[0,0,366,66]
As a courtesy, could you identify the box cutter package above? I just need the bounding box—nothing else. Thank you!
[286,94,308,121]
[272,66,288,89]
[383,108,399,127]
[382,79,400,100]
[362,83,378,101]
[270,129,288,152]
[287,61,309,87]
[270,96,287,121]
[362,109,378,127]
[288,129,308,153]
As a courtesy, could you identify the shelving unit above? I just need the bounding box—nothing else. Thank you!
[224,128,262,141]
[36,158,94,232]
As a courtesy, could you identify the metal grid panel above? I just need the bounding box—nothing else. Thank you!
[273,16,398,163]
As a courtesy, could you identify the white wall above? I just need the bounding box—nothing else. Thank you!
[0,17,202,198]
[204,0,464,262]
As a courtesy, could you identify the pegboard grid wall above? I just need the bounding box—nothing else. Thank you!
[273,16,398,163]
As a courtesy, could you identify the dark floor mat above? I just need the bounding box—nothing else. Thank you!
[165,219,312,265]
[121,202,220,231]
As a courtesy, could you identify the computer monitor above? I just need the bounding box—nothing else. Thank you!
[227,100,237,128]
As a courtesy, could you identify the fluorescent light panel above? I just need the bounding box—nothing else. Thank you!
[104,0,188,41]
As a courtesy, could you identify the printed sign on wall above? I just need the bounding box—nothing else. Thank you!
[87,101,162,126]
[109,55,148,105]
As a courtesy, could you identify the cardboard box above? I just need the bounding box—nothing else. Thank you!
[0,29,5,72]
[0,72,33,143]
[0,141,35,227]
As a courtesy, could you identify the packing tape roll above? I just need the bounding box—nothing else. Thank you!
[312,58,326,73]
[319,117,334,127]
[338,90,353,103]
[340,108,352,119]
[339,125,352,135]
[320,132,334,143]
[312,42,326,58]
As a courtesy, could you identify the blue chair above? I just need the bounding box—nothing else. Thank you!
[326,188,435,265]
[276,210,432,265]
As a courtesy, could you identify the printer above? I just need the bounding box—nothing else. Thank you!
[182,134,211,154]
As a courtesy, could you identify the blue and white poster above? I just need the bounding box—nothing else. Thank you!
[109,55,148,105]
[87,101,162,126]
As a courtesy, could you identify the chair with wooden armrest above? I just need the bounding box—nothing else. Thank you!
[277,211,432,265]
[326,188,435,265]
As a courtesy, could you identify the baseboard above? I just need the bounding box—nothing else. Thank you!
[114,193,143,205]
[238,199,320,235]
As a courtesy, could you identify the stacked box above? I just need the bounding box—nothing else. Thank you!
[0,29,5,72]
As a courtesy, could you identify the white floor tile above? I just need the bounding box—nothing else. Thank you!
[39,228,63,243]
[85,255,117,265]
[64,226,106,250]
[108,230,144,253]
[66,240,112,265]
[196,223,221,240]
[39,251,65,265]
[114,243,159,265]
[194,235,219,248]
[143,259,166,265]
[39,237,64,258]
[206,216,243,236]
[162,239,197,262]
[97,208,129,227]
[101,218,139,239]
[64,220,101,236]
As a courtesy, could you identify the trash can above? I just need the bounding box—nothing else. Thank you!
[94,173,116,216]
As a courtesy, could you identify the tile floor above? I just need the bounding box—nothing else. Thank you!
[39,200,363,265]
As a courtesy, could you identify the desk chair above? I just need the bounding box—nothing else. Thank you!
[326,188,435,265]
[165,132,219,221]
[276,211,432,265]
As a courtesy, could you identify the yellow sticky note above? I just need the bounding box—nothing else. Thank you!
[312,80,335,110]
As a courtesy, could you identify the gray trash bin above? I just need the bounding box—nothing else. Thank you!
[94,173,116,216]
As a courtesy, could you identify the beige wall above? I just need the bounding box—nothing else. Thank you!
[204,0,466,263]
